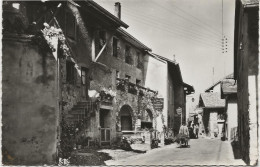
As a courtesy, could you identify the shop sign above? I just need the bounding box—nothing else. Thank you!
[152,98,164,111]
[176,107,182,115]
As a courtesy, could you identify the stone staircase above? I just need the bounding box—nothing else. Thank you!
[66,101,96,124]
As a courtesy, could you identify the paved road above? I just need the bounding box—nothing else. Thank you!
[105,138,246,165]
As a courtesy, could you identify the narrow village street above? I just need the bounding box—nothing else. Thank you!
[104,138,245,166]
[2,0,259,165]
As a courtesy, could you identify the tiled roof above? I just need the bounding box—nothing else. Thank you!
[221,79,237,95]
[200,92,225,108]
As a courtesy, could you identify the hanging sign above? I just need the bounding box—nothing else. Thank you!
[176,107,182,115]
[152,98,164,111]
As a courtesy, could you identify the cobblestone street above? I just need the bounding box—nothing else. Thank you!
[105,138,246,166]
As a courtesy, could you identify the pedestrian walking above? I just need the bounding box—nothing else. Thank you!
[194,124,199,138]
[178,123,189,146]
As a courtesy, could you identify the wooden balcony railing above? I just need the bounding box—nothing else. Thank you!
[116,78,157,95]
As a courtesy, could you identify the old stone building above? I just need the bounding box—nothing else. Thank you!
[233,0,259,165]
[2,1,161,164]
[2,0,195,165]
[143,53,194,139]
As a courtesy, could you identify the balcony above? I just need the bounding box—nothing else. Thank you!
[116,78,157,96]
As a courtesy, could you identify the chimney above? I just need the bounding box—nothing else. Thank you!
[114,2,121,19]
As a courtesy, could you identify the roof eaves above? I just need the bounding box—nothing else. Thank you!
[183,82,195,93]
[204,73,233,92]
[147,52,167,63]
[150,53,177,65]
[83,0,129,28]
[117,28,152,51]
[241,0,259,7]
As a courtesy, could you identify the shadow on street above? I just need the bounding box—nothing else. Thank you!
[231,141,242,159]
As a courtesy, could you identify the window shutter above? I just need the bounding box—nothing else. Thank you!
[75,66,81,86]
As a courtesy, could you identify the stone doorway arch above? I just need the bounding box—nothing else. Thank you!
[141,109,153,129]
[120,105,133,131]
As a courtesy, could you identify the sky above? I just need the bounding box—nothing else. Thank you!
[95,0,236,103]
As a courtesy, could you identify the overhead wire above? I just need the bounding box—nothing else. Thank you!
[122,14,222,50]
[170,2,223,36]
[123,8,222,45]
[122,9,222,49]
[151,1,223,39]
[124,13,222,48]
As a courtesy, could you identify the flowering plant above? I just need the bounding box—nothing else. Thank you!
[100,87,116,98]
[116,79,126,91]
[41,23,70,58]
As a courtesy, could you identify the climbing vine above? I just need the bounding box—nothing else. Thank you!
[41,23,70,58]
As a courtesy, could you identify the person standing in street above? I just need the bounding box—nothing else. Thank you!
[179,123,189,146]
[194,124,199,139]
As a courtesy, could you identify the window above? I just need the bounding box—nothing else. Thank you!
[137,52,143,68]
[66,61,76,84]
[95,30,106,57]
[125,75,131,82]
[136,79,141,86]
[116,70,120,83]
[116,70,120,79]
[99,30,106,49]
[65,12,76,40]
[113,37,118,57]
[81,67,88,85]
[125,45,132,65]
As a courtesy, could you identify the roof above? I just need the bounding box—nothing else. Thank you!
[205,73,234,92]
[200,92,225,108]
[221,79,237,94]
[77,0,128,29]
[149,52,195,94]
[221,78,237,98]
[183,82,195,94]
[149,53,178,65]
[241,0,259,7]
[116,28,152,51]
[149,53,185,85]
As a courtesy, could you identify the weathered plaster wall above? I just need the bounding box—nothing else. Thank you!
[226,97,238,141]
[87,27,157,143]
[2,37,58,165]
[97,30,144,84]
[143,55,168,132]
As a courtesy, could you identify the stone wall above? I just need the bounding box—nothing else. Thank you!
[2,35,58,165]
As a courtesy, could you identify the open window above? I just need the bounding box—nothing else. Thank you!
[125,45,132,65]
[65,11,76,40]
[66,61,76,84]
[112,37,118,58]
[137,52,143,68]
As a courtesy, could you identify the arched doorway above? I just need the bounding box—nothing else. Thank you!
[141,109,153,129]
[120,105,133,131]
